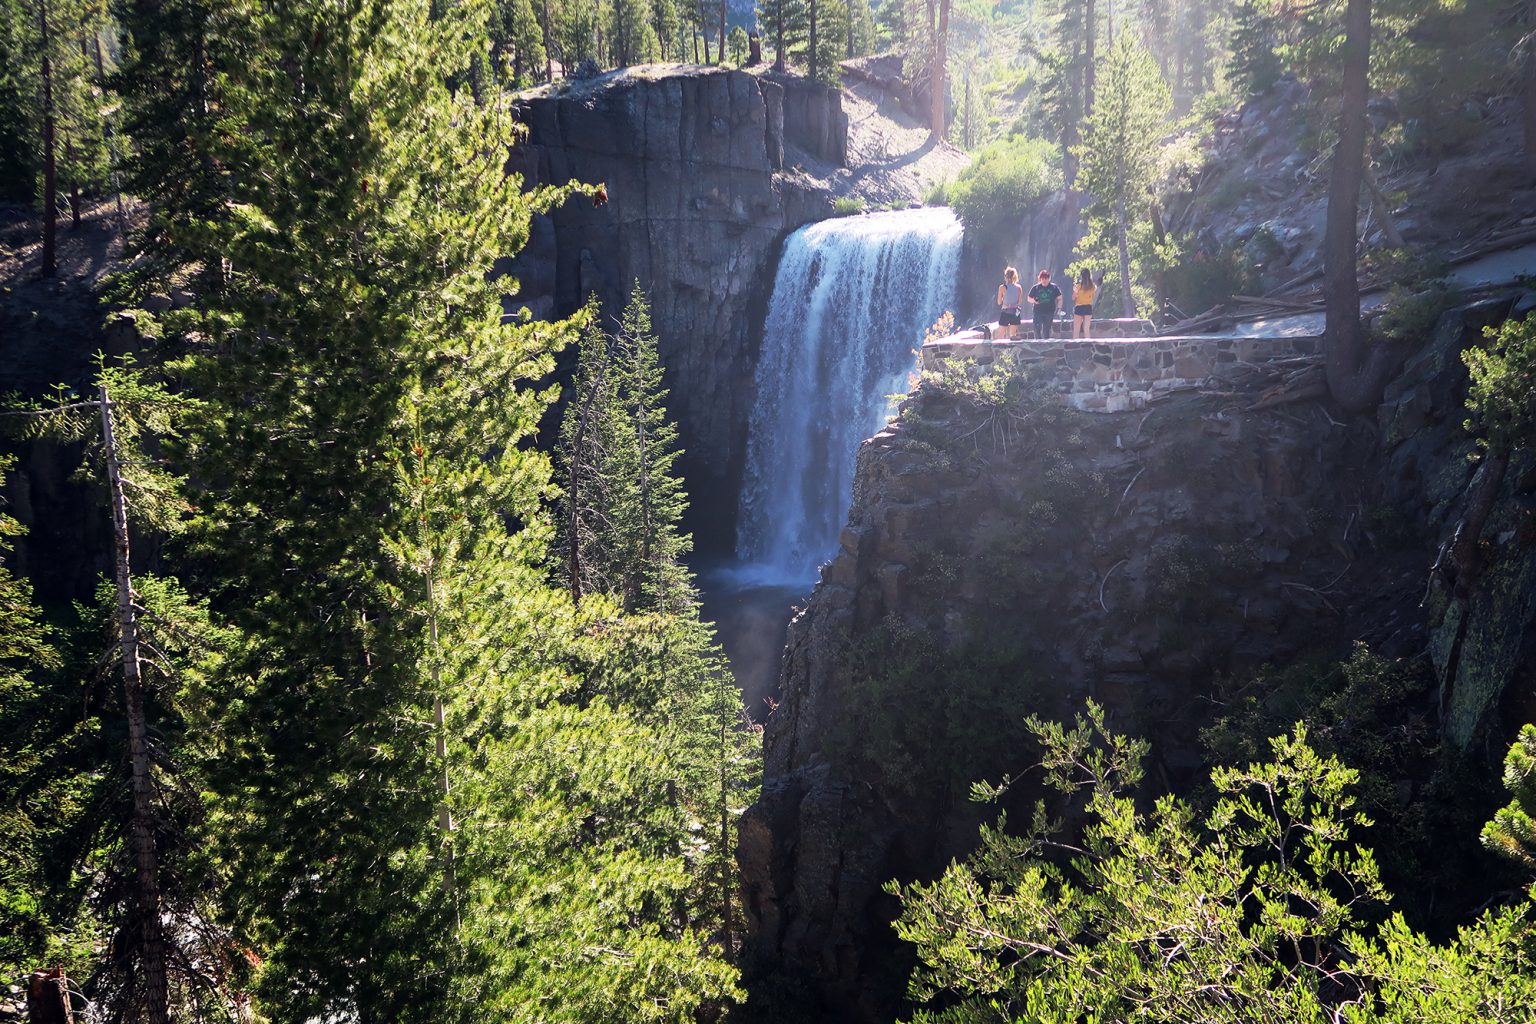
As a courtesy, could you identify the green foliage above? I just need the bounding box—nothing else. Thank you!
[0,0,113,212]
[0,454,69,981]
[727,23,748,64]
[1465,315,1536,455]
[947,134,1059,228]
[559,283,696,616]
[1229,0,1281,96]
[1077,36,1172,317]
[758,0,806,69]
[832,195,864,216]
[112,0,229,283]
[140,2,741,1020]
[0,0,38,200]
[893,705,1536,1022]
[1484,724,1536,870]
[492,0,548,85]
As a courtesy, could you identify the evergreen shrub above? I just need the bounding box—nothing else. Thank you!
[947,135,1060,228]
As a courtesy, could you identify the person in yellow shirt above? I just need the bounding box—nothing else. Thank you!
[1072,268,1101,339]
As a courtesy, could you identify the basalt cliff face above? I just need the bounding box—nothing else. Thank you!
[503,67,846,545]
[738,299,1536,1021]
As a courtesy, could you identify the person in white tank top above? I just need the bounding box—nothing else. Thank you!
[995,266,1023,340]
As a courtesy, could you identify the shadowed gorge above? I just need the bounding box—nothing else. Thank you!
[2,2,1536,1022]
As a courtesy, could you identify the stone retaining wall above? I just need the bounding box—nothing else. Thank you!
[922,333,1321,412]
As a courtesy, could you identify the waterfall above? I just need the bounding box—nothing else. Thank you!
[735,207,963,584]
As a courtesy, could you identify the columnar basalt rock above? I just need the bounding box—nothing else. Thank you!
[503,67,845,547]
[738,302,1536,1019]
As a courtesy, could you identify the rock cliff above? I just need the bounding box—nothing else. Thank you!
[503,66,846,546]
[738,299,1536,1020]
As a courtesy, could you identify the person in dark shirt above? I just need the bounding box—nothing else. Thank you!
[1027,270,1063,339]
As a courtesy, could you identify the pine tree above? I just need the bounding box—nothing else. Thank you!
[4,365,242,1024]
[806,0,846,84]
[494,0,548,85]
[155,2,738,1019]
[0,0,36,200]
[1485,724,1536,869]
[559,284,695,616]
[759,0,805,71]
[1229,0,1281,96]
[1078,35,1170,317]
[111,0,227,284]
[4,0,110,272]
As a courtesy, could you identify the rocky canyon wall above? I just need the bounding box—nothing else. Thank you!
[738,298,1536,1021]
[503,67,847,549]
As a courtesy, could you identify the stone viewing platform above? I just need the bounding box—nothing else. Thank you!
[922,320,1321,413]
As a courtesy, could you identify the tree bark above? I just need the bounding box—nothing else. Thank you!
[38,0,58,276]
[100,384,170,1024]
[1085,0,1095,119]
[717,0,725,65]
[1323,0,1395,414]
[27,969,73,1024]
[91,32,126,238]
[541,0,554,78]
[930,0,950,140]
[1117,192,1135,317]
[809,0,818,82]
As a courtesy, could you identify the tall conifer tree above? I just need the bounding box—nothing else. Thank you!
[161,2,738,1019]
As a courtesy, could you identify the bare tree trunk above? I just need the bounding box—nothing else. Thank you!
[1323,0,1395,414]
[541,0,555,79]
[26,969,72,1024]
[99,384,171,1024]
[809,0,818,81]
[1117,193,1135,317]
[91,32,126,239]
[718,0,725,64]
[773,8,783,71]
[930,0,950,140]
[38,0,59,276]
[66,133,82,229]
[1085,0,1095,118]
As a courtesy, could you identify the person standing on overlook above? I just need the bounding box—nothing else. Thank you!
[1072,268,1102,339]
[995,266,1024,340]
[1027,269,1063,339]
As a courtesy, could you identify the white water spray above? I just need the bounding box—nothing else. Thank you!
[735,207,962,584]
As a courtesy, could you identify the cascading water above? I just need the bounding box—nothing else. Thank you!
[735,207,963,583]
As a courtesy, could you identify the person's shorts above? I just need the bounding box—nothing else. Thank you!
[999,308,1021,326]
[1074,304,1094,316]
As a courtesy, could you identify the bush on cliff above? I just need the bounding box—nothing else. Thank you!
[892,704,1536,1023]
[947,136,1060,229]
